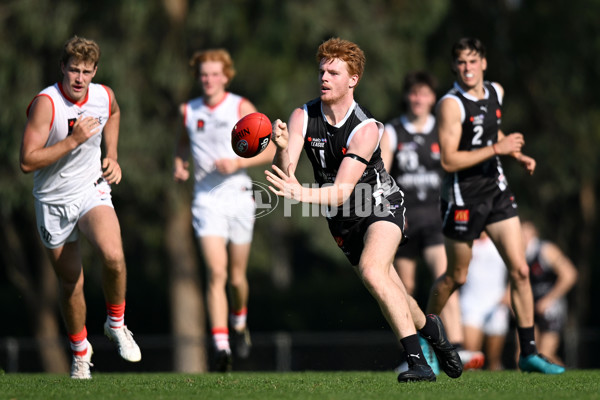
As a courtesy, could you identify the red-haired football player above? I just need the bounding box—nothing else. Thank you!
[266,37,462,383]
[173,48,274,372]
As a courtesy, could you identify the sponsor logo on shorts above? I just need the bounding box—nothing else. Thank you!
[334,236,344,247]
[40,225,52,244]
[454,209,469,223]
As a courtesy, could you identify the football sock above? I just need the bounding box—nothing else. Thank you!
[69,326,89,356]
[106,301,126,329]
[230,307,248,331]
[451,342,464,351]
[400,334,428,366]
[517,326,537,357]
[212,327,230,352]
[418,315,441,343]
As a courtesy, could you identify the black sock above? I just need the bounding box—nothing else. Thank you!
[517,326,537,357]
[451,342,463,351]
[401,334,427,366]
[418,315,440,343]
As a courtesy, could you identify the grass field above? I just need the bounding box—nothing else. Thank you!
[1,370,599,400]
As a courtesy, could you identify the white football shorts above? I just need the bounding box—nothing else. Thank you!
[34,178,113,249]
[461,301,510,336]
[191,185,256,244]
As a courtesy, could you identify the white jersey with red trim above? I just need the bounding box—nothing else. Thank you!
[183,92,251,192]
[29,82,111,204]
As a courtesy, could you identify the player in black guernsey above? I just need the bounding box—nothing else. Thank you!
[381,72,468,373]
[425,37,564,374]
[265,37,462,383]
[522,220,577,366]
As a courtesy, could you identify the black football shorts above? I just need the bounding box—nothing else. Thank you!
[327,191,407,266]
[440,188,519,242]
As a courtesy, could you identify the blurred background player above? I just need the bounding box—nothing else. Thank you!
[173,48,275,372]
[521,220,578,366]
[425,37,565,374]
[460,232,510,370]
[266,37,462,383]
[20,35,141,379]
[380,71,464,374]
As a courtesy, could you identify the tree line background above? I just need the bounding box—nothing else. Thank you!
[1,0,599,372]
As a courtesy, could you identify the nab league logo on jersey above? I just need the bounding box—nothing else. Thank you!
[470,114,485,126]
[307,136,327,148]
[196,119,205,131]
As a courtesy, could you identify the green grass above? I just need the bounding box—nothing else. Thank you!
[1,370,599,400]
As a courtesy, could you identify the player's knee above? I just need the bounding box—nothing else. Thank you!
[509,263,530,283]
[453,274,467,288]
[228,273,247,290]
[357,263,386,292]
[207,267,228,285]
[442,272,466,289]
[58,273,84,296]
[101,244,125,266]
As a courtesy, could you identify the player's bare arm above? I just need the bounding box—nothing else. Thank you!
[271,107,305,175]
[534,243,577,313]
[380,128,393,173]
[101,86,122,184]
[266,121,378,206]
[20,96,101,173]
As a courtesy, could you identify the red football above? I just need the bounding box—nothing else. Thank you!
[231,112,272,158]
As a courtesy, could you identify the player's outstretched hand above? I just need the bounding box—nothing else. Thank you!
[271,119,289,150]
[265,164,302,201]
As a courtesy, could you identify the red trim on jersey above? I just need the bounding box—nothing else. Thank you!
[58,82,89,106]
[205,92,229,111]
[101,84,112,115]
[26,94,55,131]
[183,102,188,126]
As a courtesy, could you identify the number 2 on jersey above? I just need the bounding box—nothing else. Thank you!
[472,125,484,146]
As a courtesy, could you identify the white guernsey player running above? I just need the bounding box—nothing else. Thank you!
[20,36,141,379]
[174,48,275,372]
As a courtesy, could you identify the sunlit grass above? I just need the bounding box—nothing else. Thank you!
[1,370,599,400]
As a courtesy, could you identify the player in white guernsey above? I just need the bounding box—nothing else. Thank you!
[426,37,563,374]
[173,49,275,372]
[19,36,141,379]
[266,38,462,383]
[460,232,510,370]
